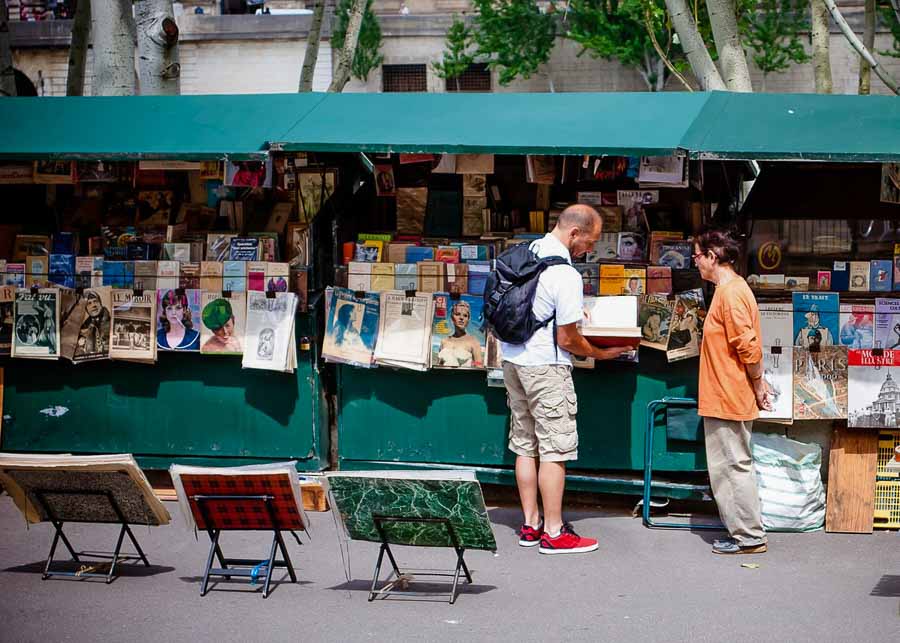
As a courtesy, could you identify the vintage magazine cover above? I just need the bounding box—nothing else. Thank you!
[792,292,839,350]
[616,190,658,231]
[242,291,298,372]
[110,289,157,363]
[156,289,202,352]
[839,303,875,350]
[666,288,706,362]
[848,349,900,428]
[431,293,486,369]
[13,289,60,359]
[373,291,433,371]
[200,292,246,356]
[759,302,793,348]
[639,294,672,351]
[60,287,112,363]
[485,330,503,370]
[793,346,848,420]
[875,297,900,350]
[322,288,380,368]
[0,285,14,356]
[759,346,794,421]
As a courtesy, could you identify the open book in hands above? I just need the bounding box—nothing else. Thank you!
[581,295,641,349]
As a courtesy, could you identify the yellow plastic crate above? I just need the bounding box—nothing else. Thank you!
[873,481,900,530]
[877,431,900,480]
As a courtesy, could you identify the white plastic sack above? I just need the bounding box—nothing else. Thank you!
[751,433,826,532]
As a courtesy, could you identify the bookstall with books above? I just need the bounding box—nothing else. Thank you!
[314,150,742,494]
[0,154,330,471]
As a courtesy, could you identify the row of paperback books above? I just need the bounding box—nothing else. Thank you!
[0,286,299,373]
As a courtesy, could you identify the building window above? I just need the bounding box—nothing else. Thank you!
[382,64,428,93]
[445,64,492,92]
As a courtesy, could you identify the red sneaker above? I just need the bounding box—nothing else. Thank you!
[518,520,544,547]
[539,522,598,555]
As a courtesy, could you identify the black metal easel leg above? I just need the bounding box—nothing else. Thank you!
[52,521,80,561]
[261,533,279,599]
[200,529,222,597]
[449,548,472,605]
[105,524,129,584]
[275,530,297,583]
[368,543,388,602]
[122,523,150,567]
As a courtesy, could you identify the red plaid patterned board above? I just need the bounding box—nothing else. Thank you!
[181,473,304,531]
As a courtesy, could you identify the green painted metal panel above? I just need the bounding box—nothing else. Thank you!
[0,93,326,160]
[683,91,900,162]
[337,349,704,473]
[1,314,328,471]
[277,92,712,156]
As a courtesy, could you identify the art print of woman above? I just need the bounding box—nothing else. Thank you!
[157,290,200,351]
[436,300,484,368]
[202,297,242,353]
[332,301,367,351]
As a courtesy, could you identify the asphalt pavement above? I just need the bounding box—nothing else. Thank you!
[0,495,897,642]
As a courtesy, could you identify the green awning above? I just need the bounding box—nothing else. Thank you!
[0,93,326,160]
[0,91,897,162]
[274,92,710,156]
[683,92,900,162]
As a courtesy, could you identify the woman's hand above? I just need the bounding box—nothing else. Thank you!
[752,377,773,412]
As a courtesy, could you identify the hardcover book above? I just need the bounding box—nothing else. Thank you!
[347,261,372,293]
[133,260,158,292]
[370,263,395,293]
[849,261,870,292]
[838,303,875,350]
[222,260,247,292]
[875,298,900,350]
[831,261,850,291]
[599,264,625,296]
[759,346,794,421]
[793,346,848,420]
[102,260,134,289]
[229,237,260,262]
[622,267,646,296]
[247,261,267,292]
[447,263,469,296]
[847,349,899,428]
[467,261,491,296]
[200,261,224,292]
[156,260,179,290]
[206,233,236,262]
[792,292,839,350]
[582,295,641,349]
[759,302,793,348]
[48,254,75,289]
[417,261,445,293]
[870,259,893,292]
[647,266,672,295]
[394,264,418,291]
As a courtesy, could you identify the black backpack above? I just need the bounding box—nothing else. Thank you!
[483,242,570,345]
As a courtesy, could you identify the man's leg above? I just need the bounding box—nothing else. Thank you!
[515,455,541,527]
[538,461,565,535]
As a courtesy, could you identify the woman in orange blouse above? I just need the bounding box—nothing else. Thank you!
[694,226,772,555]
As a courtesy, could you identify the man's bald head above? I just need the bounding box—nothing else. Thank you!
[556,204,602,235]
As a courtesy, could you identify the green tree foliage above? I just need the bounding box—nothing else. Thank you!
[331,0,383,82]
[567,0,684,91]
[470,0,557,85]
[740,0,810,77]
[879,1,900,58]
[433,16,476,86]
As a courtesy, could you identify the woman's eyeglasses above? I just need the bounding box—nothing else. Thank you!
[691,251,707,261]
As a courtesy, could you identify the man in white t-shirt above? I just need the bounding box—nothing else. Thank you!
[501,205,632,554]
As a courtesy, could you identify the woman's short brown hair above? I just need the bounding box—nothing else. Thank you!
[694,225,742,266]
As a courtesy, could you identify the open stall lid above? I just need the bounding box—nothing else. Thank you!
[0,93,326,161]
[683,91,900,163]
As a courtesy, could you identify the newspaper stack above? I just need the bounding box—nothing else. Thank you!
[242,290,298,373]
[12,288,60,360]
[374,291,433,371]
[60,287,113,363]
[110,289,158,364]
[322,287,380,368]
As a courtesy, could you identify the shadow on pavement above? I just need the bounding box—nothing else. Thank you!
[870,575,900,597]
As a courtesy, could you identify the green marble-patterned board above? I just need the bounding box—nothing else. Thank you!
[326,474,497,551]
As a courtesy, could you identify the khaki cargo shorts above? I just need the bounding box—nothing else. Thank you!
[503,362,578,462]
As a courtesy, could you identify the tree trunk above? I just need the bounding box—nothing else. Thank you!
[858,0,875,94]
[823,0,899,94]
[810,0,832,94]
[0,0,15,97]
[299,0,326,92]
[67,0,91,96]
[136,0,180,95]
[664,0,727,90]
[705,0,753,92]
[328,0,366,93]
[92,0,136,96]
